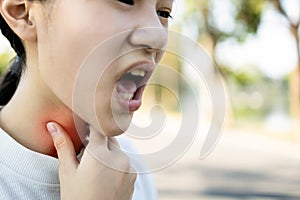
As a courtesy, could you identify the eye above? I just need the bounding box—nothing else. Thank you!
[157,10,173,19]
[117,0,134,5]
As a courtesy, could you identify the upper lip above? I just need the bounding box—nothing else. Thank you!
[126,61,155,74]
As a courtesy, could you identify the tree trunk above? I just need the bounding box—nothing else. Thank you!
[290,25,300,119]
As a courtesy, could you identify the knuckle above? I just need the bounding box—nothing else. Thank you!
[130,166,136,174]
[131,173,137,184]
[53,134,65,150]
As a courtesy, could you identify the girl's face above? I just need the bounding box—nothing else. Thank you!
[33,0,173,136]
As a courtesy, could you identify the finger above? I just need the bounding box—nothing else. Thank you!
[130,172,137,187]
[129,166,137,175]
[88,126,107,144]
[87,125,110,150]
[108,137,121,150]
[47,122,79,173]
[129,168,137,198]
[88,126,122,151]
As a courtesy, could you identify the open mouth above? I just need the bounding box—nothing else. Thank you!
[116,66,153,112]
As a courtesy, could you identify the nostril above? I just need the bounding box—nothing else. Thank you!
[141,44,154,51]
[128,27,168,51]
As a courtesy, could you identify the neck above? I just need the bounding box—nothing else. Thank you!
[0,70,85,157]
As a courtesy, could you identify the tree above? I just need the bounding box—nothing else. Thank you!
[184,0,300,118]
[268,0,300,117]
[184,0,265,55]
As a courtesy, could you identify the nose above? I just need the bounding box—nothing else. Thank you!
[128,11,168,54]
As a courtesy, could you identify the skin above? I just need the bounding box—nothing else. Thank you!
[0,0,173,156]
[48,122,137,200]
[0,0,172,199]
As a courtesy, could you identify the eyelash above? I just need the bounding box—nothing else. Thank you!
[117,0,134,5]
[157,10,173,19]
[117,0,173,19]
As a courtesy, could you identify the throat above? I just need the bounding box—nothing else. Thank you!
[0,101,85,158]
[40,108,87,157]
[0,66,86,158]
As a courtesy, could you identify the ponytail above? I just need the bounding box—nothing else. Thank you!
[0,15,25,105]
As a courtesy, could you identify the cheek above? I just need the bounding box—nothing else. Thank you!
[93,75,118,134]
[91,70,132,136]
[37,18,112,109]
[36,3,132,133]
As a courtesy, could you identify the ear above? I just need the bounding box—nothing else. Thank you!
[0,0,36,42]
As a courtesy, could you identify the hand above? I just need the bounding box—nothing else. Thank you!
[47,122,136,200]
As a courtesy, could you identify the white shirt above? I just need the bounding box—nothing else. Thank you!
[0,128,157,200]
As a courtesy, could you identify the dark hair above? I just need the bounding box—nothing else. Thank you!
[0,14,26,105]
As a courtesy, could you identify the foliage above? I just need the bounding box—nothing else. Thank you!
[233,0,265,41]
[184,0,299,48]
[182,0,299,121]
[220,65,290,122]
[0,52,12,76]
[184,0,266,45]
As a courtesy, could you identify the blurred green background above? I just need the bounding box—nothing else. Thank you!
[181,0,299,128]
[1,1,300,199]
[1,0,299,130]
[150,0,300,134]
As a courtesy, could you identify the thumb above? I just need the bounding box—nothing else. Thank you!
[47,122,79,174]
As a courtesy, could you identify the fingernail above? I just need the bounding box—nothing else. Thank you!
[47,123,58,136]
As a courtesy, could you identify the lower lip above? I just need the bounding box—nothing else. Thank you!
[117,86,145,112]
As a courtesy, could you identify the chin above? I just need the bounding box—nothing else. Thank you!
[103,125,128,137]
[99,116,132,137]
[93,108,134,137]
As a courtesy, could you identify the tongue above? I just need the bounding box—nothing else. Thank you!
[116,78,137,94]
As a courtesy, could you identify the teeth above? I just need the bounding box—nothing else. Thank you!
[119,92,134,101]
[129,69,145,77]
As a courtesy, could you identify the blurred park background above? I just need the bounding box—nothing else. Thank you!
[0,0,300,199]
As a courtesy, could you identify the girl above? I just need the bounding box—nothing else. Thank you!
[0,0,173,199]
